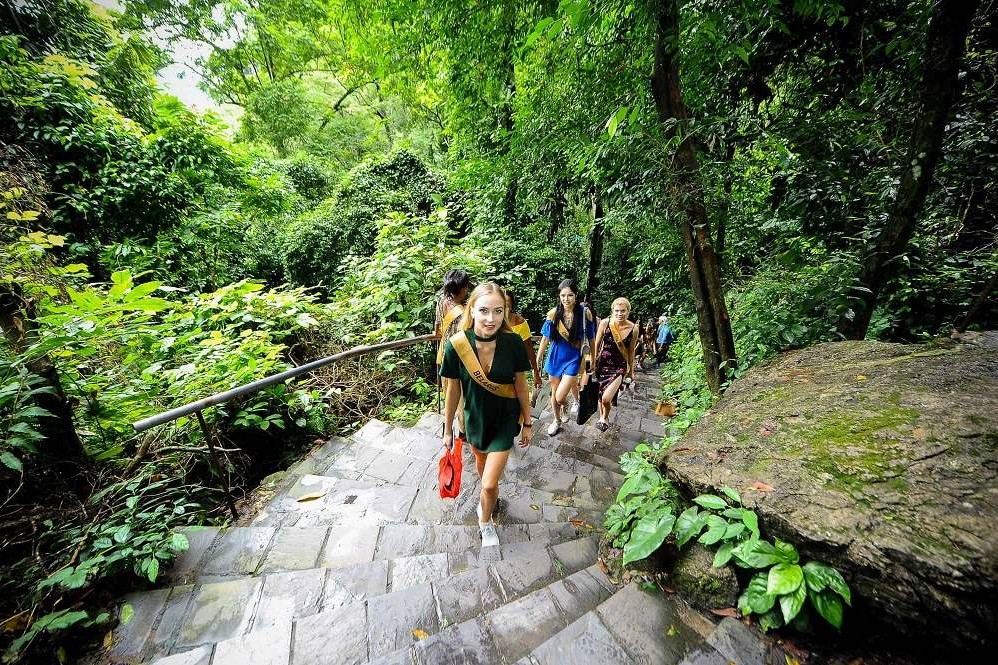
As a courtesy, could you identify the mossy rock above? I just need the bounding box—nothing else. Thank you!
[661,333,998,654]
[670,543,739,611]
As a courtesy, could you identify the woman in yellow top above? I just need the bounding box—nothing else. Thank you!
[505,291,543,391]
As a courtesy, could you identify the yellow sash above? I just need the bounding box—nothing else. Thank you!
[609,322,635,373]
[437,304,464,364]
[547,309,585,349]
[449,332,517,399]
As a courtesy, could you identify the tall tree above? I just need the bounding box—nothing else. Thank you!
[842,0,982,339]
[584,189,605,304]
[650,0,736,393]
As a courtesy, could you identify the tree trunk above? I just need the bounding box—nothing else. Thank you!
[0,285,83,459]
[716,142,736,266]
[956,268,997,332]
[841,0,980,339]
[548,178,566,242]
[650,0,736,393]
[584,190,605,304]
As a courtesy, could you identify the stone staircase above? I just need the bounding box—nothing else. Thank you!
[103,368,775,665]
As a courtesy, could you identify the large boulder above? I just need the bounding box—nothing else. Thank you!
[662,334,998,654]
[670,543,740,611]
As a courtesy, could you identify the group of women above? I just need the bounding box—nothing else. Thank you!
[433,270,638,548]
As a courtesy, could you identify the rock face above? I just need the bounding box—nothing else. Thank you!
[670,543,740,611]
[662,335,998,654]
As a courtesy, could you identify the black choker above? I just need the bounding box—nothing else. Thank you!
[474,331,499,342]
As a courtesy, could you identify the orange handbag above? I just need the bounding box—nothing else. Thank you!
[438,434,463,499]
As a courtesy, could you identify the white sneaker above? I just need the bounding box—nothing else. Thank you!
[479,521,500,548]
[569,399,579,417]
[547,419,561,436]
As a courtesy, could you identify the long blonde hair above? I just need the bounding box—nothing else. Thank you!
[461,282,514,332]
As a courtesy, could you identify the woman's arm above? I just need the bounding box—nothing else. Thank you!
[523,338,542,388]
[441,377,461,448]
[535,336,549,375]
[592,319,608,374]
[514,371,532,447]
[628,325,638,378]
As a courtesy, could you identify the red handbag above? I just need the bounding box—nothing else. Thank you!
[438,434,463,499]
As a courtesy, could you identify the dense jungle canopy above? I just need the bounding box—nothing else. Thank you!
[0,0,994,661]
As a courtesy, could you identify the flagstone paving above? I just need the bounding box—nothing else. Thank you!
[103,366,776,665]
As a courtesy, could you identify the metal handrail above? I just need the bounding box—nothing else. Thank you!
[133,333,437,432]
[131,332,437,517]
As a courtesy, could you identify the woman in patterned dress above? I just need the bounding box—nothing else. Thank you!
[592,297,638,431]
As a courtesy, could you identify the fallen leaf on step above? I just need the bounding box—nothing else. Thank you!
[855,374,867,381]
[710,607,739,617]
[412,629,429,640]
[530,504,540,510]
[569,518,586,528]
[748,481,775,492]
[296,491,327,503]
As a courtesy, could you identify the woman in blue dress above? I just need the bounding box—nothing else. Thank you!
[535,279,596,436]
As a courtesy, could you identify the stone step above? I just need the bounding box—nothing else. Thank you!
[352,421,626,487]
[412,410,633,472]
[696,617,790,665]
[310,432,623,502]
[142,536,602,665]
[521,583,725,665]
[112,536,584,664]
[166,521,585,585]
[380,563,618,665]
[251,465,612,529]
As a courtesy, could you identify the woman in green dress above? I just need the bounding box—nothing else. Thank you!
[440,282,533,548]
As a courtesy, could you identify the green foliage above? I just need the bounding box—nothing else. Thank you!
[327,209,489,341]
[603,448,679,565]
[281,151,445,292]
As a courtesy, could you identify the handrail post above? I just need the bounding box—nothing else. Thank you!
[195,409,239,520]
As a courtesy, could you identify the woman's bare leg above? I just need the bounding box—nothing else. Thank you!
[549,375,562,423]
[555,374,578,420]
[478,449,511,524]
[600,375,623,424]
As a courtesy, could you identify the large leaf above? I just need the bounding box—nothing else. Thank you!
[810,589,844,629]
[712,541,735,568]
[720,486,742,504]
[802,561,851,605]
[673,506,703,548]
[0,451,22,471]
[774,539,799,564]
[615,467,659,502]
[733,539,780,568]
[722,522,745,540]
[693,494,728,510]
[741,510,760,538]
[744,571,776,614]
[622,510,676,565]
[767,563,804,596]
[698,515,728,545]
[170,532,190,552]
[779,577,808,624]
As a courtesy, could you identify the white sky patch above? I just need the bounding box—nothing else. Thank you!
[92,0,227,112]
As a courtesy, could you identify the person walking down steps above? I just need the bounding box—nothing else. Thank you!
[439,283,533,548]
